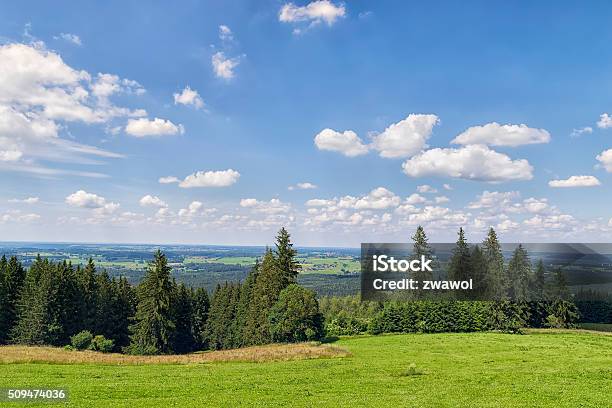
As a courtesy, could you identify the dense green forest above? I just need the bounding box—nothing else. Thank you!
[0,226,609,355]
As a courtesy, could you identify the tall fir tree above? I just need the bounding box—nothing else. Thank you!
[0,256,25,343]
[191,287,210,350]
[171,282,195,353]
[448,228,472,299]
[127,250,175,354]
[533,259,546,300]
[77,258,98,333]
[482,227,508,300]
[274,227,301,286]
[235,260,259,347]
[507,245,533,302]
[243,249,285,346]
[470,245,488,300]
[205,282,240,350]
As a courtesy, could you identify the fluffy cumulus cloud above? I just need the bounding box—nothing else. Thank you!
[314,128,368,157]
[371,114,439,158]
[0,210,41,223]
[405,193,427,205]
[65,190,119,216]
[173,86,204,109]
[596,149,612,172]
[125,117,184,137]
[218,25,233,42]
[139,195,168,208]
[0,43,147,176]
[212,52,240,80]
[468,191,520,210]
[451,122,551,147]
[279,1,346,27]
[417,184,437,193]
[402,144,533,182]
[548,175,601,188]
[352,187,400,210]
[288,182,317,190]
[178,169,240,188]
[571,127,593,137]
[597,113,612,129]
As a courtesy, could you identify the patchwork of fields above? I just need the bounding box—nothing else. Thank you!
[1,330,610,407]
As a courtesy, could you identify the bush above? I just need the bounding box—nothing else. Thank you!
[70,330,93,350]
[90,335,115,353]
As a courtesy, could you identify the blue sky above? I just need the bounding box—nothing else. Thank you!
[0,0,611,246]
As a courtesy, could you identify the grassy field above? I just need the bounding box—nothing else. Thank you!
[1,330,610,407]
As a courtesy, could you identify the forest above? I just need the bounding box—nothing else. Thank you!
[0,226,610,355]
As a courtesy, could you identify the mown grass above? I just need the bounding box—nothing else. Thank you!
[1,330,610,407]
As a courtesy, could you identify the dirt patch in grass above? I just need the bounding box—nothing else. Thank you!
[0,343,351,365]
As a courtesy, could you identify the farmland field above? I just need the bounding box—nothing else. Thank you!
[1,330,610,407]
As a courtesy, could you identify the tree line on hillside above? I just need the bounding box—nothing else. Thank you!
[423,226,574,302]
[0,228,323,354]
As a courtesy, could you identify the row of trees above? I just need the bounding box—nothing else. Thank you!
[412,226,571,301]
[0,228,324,354]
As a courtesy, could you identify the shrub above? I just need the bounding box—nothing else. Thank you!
[70,330,93,350]
[90,335,115,353]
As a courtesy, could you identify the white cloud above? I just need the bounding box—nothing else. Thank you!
[212,52,240,80]
[178,169,240,188]
[240,198,291,214]
[548,175,601,188]
[468,191,520,210]
[435,196,450,204]
[443,183,453,190]
[352,187,400,210]
[173,86,204,110]
[0,210,41,223]
[279,1,346,27]
[139,195,168,208]
[65,190,119,216]
[371,114,439,158]
[405,193,427,205]
[314,128,368,157]
[571,127,593,137]
[0,43,143,175]
[288,182,317,190]
[402,144,533,182]
[521,198,550,214]
[158,176,179,184]
[402,206,468,227]
[597,113,612,129]
[65,190,107,208]
[417,184,437,193]
[305,198,335,207]
[219,25,234,42]
[8,196,39,204]
[125,117,184,137]
[452,122,550,147]
[54,33,82,46]
[596,149,612,172]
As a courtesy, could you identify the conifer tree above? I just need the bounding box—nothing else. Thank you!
[171,283,195,353]
[411,226,434,281]
[448,228,472,297]
[243,249,285,345]
[205,282,240,350]
[127,250,175,354]
[235,260,259,347]
[191,287,210,350]
[482,228,508,300]
[0,256,25,343]
[507,245,532,302]
[78,258,98,332]
[274,227,301,286]
[470,245,488,300]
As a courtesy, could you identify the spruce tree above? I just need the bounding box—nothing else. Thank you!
[448,228,472,298]
[78,258,98,332]
[0,256,22,343]
[482,228,508,300]
[274,227,301,286]
[533,259,546,300]
[235,260,259,346]
[205,282,240,350]
[470,245,488,300]
[127,250,175,354]
[243,249,285,345]
[171,283,195,354]
[507,245,533,302]
[191,287,210,350]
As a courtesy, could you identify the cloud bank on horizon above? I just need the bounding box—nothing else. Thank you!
[0,1,611,246]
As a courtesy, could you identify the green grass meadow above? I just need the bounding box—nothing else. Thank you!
[1,330,611,407]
